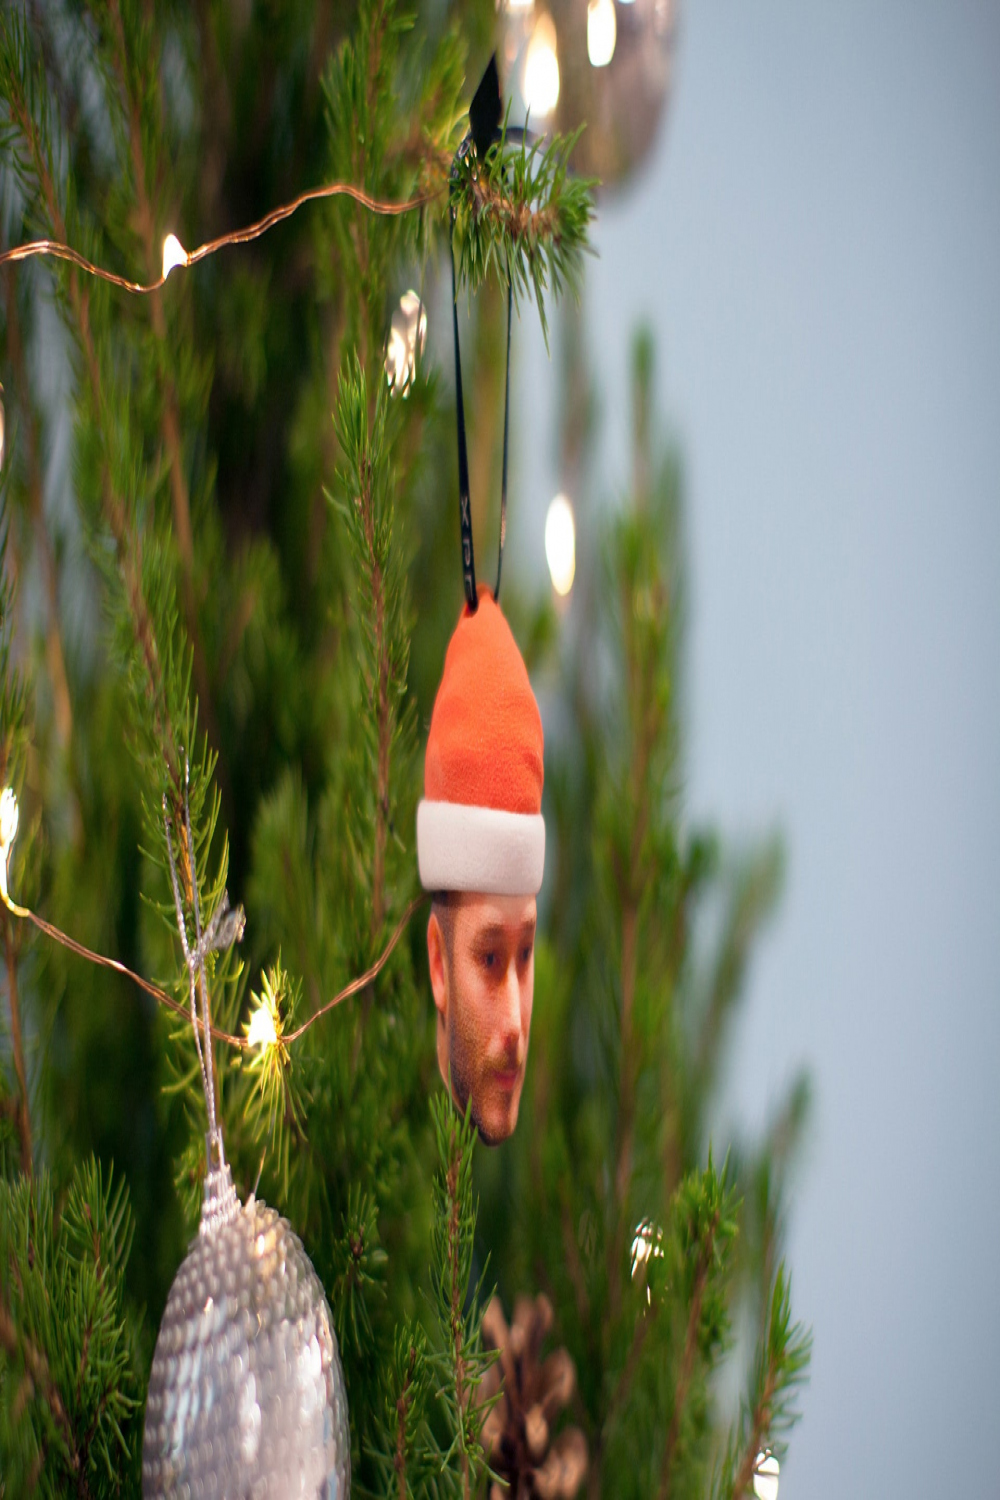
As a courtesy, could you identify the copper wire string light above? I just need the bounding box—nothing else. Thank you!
[0,787,423,1053]
[0,177,437,1056]
[0,179,437,295]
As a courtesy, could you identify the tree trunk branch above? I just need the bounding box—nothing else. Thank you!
[2,916,32,1175]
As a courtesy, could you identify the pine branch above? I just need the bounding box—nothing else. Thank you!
[1,15,243,1162]
[331,355,415,945]
[368,1322,436,1500]
[330,1185,388,1366]
[712,1265,811,1500]
[1,57,171,757]
[606,528,668,1326]
[449,1139,471,1498]
[0,502,32,1179]
[658,1266,710,1497]
[657,1167,735,1500]
[0,1298,85,1491]
[364,415,391,938]
[0,1162,140,1493]
[607,1292,657,1432]
[607,900,639,1326]
[394,1341,416,1499]
[100,0,224,784]
[431,1093,491,1497]
[450,125,595,346]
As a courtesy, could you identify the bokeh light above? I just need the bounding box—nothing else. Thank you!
[753,1451,779,1500]
[545,493,576,595]
[587,0,617,68]
[161,233,188,279]
[523,13,561,120]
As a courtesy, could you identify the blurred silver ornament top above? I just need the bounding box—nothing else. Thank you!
[143,1159,350,1499]
[501,0,676,187]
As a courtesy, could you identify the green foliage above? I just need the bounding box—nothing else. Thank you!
[710,1267,812,1500]
[367,1094,494,1498]
[429,1095,492,1493]
[0,2,808,1497]
[368,1320,437,1497]
[0,504,29,797]
[450,122,595,345]
[0,1158,142,1496]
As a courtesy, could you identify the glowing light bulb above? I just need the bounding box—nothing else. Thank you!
[630,1218,664,1302]
[385,290,427,395]
[247,1003,278,1049]
[523,13,560,120]
[0,788,19,858]
[0,788,19,905]
[545,493,575,596]
[753,1452,779,1500]
[587,0,617,67]
[506,0,534,12]
[161,233,189,280]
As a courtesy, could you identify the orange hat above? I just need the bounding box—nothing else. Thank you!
[417,591,545,895]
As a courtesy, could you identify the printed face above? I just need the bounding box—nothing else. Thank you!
[427,892,536,1145]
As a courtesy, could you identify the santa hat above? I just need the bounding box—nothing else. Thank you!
[417,591,545,895]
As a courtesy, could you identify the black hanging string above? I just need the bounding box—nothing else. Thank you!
[449,57,527,612]
[448,185,478,611]
[497,269,513,602]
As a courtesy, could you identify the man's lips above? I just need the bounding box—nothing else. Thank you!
[491,1065,521,1091]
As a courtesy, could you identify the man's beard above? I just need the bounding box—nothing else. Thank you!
[448,1016,512,1148]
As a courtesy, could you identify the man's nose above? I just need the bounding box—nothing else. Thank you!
[497,956,522,1046]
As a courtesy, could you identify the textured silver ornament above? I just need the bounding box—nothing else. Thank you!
[502,0,677,188]
[143,1157,350,1499]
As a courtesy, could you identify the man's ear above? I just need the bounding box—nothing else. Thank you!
[427,910,449,1020]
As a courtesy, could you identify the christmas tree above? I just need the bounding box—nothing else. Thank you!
[0,2,809,1495]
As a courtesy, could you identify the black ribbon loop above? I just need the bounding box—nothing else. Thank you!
[449,59,525,612]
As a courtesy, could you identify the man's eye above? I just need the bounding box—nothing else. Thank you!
[520,944,533,965]
[480,950,496,969]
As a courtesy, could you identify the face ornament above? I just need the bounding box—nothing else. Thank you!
[417,593,545,1144]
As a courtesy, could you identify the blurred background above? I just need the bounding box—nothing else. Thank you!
[511,2,1000,1494]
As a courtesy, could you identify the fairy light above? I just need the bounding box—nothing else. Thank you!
[544,493,576,596]
[0,788,19,905]
[753,1451,780,1500]
[385,290,427,394]
[161,233,189,279]
[523,13,560,120]
[0,184,433,297]
[630,1218,664,1304]
[587,0,617,67]
[247,1002,279,1050]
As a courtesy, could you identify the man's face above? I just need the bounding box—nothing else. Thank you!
[427,892,536,1145]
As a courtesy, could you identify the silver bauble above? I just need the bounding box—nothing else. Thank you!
[503,0,677,188]
[143,1157,350,1499]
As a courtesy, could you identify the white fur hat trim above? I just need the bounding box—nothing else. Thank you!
[416,799,545,896]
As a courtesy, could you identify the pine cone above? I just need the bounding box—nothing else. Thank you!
[479,1293,588,1500]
